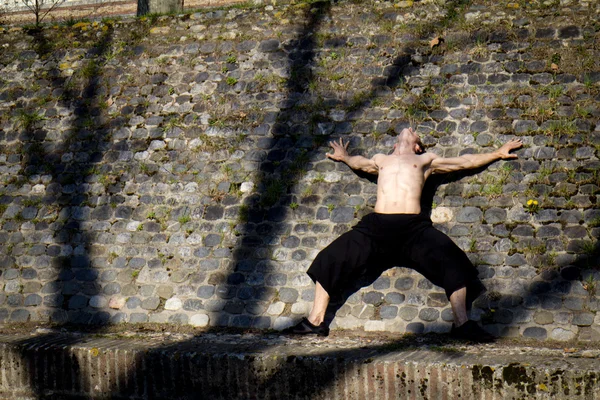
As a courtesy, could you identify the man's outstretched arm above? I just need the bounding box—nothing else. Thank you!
[326,138,379,175]
[430,139,523,174]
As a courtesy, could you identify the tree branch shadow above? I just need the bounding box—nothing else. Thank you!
[7,22,149,399]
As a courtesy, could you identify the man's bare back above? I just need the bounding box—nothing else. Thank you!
[326,127,523,215]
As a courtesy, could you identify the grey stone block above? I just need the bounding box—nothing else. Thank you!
[540,296,562,310]
[470,121,488,132]
[110,313,127,324]
[240,286,260,300]
[330,207,354,223]
[363,291,384,305]
[456,207,483,223]
[43,294,63,307]
[168,314,189,324]
[573,312,595,326]
[231,315,251,328]
[523,327,547,339]
[523,295,541,309]
[564,226,587,239]
[204,234,222,247]
[91,206,113,220]
[216,285,236,300]
[126,297,141,309]
[351,304,374,319]
[380,306,398,319]
[10,309,30,323]
[385,293,405,304]
[103,283,121,295]
[129,258,146,268]
[278,288,298,303]
[281,236,300,248]
[514,120,538,133]
[20,268,37,280]
[399,306,418,321]
[69,295,88,309]
[373,277,390,290]
[141,297,160,310]
[512,225,534,236]
[406,322,425,334]
[291,250,306,261]
[183,299,203,311]
[259,39,280,52]
[394,277,414,291]
[205,205,224,220]
[129,313,149,323]
[0,257,15,269]
[537,225,560,238]
[21,207,38,220]
[205,300,226,312]
[74,269,98,281]
[2,268,19,280]
[484,208,507,224]
[558,26,579,39]
[224,301,244,314]
[140,285,155,296]
[419,308,439,322]
[101,270,118,282]
[252,316,271,329]
[245,302,267,315]
[441,308,454,322]
[563,297,584,311]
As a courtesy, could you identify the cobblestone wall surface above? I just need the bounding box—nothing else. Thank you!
[0,0,598,341]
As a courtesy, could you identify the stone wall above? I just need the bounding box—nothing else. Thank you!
[0,0,598,341]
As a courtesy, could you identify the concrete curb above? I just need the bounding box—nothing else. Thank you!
[1,332,599,399]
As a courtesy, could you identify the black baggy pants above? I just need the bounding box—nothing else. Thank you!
[307,213,485,308]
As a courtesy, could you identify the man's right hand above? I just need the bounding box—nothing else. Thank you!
[326,138,349,162]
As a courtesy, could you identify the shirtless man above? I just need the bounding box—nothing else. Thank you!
[283,128,523,342]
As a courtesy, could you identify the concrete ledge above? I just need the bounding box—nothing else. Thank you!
[1,331,600,399]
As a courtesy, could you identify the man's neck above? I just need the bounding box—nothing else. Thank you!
[393,145,416,156]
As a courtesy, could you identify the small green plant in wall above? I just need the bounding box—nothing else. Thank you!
[107,252,119,263]
[16,110,45,130]
[525,199,540,214]
[582,275,597,296]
